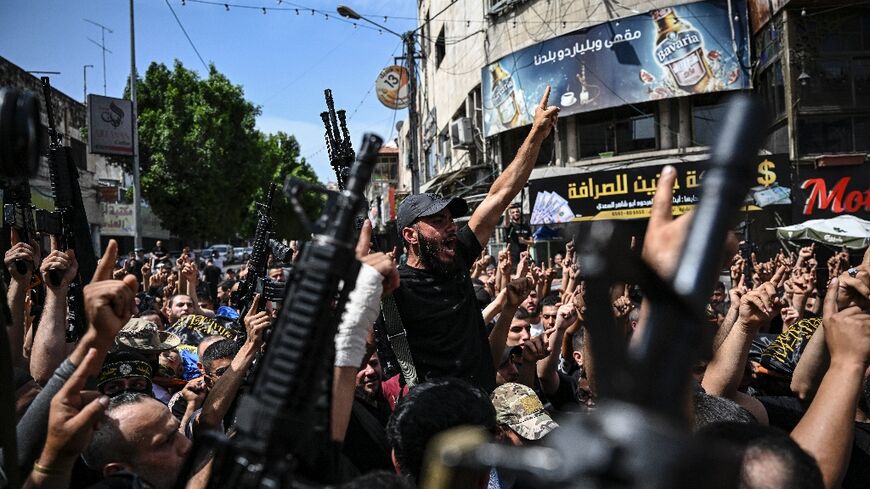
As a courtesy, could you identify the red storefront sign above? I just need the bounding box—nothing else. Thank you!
[793,164,870,220]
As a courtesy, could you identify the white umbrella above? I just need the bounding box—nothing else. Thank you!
[774,215,870,249]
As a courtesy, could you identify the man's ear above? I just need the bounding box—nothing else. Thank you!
[401,226,418,247]
[573,350,583,367]
[103,462,134,478]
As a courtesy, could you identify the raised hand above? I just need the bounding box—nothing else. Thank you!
[823,278,870,369]
[39,348,109,467]
[555,303,578,332]
[531,85,559,139]
[243,294,272,349]
[781,305,800,330]
[5,239,39,282]
[737,282,780,332]
[506,277,533,308]
[521,333,549,363]
[41,249,79,290]
[84,240,140,343]
[612,288,634,319]
[835,247,870,311]
[641,166,692,279]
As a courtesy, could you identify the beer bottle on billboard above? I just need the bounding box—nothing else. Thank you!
[490,62,521,127]
[652,8,713,93]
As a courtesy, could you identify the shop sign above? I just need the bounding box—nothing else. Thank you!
[529,154,789,223]
[792,164,870,220]
[88,95,134,156]
[481,0,751,137]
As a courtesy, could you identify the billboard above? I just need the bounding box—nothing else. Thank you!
[101,203,170,239]
[481,0,751,137]
[88,94,134,156]
[528,154,789,223]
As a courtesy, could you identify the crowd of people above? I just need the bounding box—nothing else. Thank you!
[3,87,870,489]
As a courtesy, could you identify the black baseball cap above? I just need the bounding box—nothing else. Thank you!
[396,193,469,231]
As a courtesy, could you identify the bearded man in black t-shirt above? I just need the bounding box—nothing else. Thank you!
[389,87,559,393]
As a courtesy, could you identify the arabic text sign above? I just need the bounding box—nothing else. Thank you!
[88,95,133,156]
[481,0,751,137]
[101,203,170,239]
[529,155,789,223]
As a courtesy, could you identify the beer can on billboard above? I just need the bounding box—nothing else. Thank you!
[376,65,410,109]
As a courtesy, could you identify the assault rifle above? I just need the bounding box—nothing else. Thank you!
[320,89,355,191]
[236,183,278,318]
[34,77,97,343]
[200,133,382,488]
[3,175,35,276]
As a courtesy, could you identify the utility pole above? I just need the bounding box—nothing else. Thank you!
[405,32,420,194]
[129,0,142,249]
[83,64,93,103]
[84,19,113,95]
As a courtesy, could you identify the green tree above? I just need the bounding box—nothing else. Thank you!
[246,131,324,241]
[132,60,270,241]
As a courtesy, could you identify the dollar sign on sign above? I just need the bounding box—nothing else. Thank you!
[757,159,776,187]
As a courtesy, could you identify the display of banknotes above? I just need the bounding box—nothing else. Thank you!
[531,191,575,224]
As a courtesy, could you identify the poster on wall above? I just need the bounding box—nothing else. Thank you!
[528,155,789,223]
[481,0,751,137]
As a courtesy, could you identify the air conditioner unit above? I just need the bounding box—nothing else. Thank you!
[450,117,474,148]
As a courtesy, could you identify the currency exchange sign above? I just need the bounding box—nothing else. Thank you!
[481,0,751,137]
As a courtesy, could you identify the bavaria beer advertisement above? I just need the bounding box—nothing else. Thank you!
[481,0,751,137]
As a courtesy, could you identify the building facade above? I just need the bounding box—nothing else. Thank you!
[401,0,870,258]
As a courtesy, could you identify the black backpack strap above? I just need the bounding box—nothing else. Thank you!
[380,295,418,387]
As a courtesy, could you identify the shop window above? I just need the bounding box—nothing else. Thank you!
[798,116,852,155]
[692,100,726,147]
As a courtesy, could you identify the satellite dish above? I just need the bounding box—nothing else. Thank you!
[395,120,404,132]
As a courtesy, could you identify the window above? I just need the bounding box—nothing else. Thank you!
[762,123,789,155]
[803,59,851,107]
[425,147,436,181]
[798,115,852,155]
[758,60,785,121]
[575,102,658,158]
[614,106,656,153]
[435,28,446,69]
[692,100,726,147]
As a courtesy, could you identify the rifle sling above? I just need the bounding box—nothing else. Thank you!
[380,295,418,387]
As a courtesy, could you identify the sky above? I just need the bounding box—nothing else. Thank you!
[0,0,417,183]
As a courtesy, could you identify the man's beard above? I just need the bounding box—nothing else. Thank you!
[418,233,460,279]
[355,376,382,404]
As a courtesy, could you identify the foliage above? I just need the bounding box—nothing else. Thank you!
[129,60,321,242]
[246,131,324,241]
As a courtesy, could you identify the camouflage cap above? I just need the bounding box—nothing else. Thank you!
[491,382,558,441]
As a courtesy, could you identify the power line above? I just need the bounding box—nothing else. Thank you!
[164,0,210,72]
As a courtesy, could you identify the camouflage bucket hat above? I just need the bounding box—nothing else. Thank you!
[491,382,558,441]
[116,318,182,352]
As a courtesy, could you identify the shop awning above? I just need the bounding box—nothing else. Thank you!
[774,215,870,250]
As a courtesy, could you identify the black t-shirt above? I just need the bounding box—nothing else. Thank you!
[759,395,870,489]
[506,222,531,259]
[204,264,222,284]
[151,245,168,258]
[394,225,496,393]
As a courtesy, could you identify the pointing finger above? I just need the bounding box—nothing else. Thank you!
[94,240,118,282]
[823,278,839,319]
[539,85,551,107]
[355,219,373,258]
[649,166,676,227]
